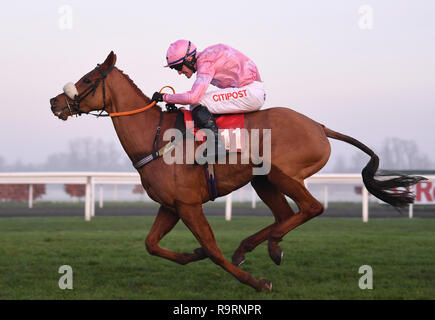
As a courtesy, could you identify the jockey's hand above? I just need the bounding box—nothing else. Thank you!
[152,92,164,103]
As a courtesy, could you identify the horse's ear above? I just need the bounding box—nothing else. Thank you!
[102,51,117,69]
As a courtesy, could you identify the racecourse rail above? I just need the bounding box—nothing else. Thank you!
[1,172,434,222]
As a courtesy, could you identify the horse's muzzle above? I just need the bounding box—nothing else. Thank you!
[50,97,59,114]
[50,97,57,107]
[50,97,69,120]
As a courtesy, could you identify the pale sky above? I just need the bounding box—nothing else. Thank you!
[0,0,434,168]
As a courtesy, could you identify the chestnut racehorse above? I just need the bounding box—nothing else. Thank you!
[50,52,425,291]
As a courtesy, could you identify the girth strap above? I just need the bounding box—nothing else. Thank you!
[205,163,218,201]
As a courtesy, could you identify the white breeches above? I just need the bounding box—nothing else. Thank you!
[193,81,266,114]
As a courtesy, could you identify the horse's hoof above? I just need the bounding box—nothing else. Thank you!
[268,244,283,266]
[258,278,273,292]
[232,255,245,267]
[231,249,246,267]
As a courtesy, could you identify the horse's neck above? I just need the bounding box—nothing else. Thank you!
[108,70,161,162]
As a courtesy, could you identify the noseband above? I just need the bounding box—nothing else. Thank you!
[64,64,115,117]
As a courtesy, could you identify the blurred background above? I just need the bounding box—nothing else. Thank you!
[0,0,434,216]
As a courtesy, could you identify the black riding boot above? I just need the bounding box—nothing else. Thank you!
[192,105,226,162]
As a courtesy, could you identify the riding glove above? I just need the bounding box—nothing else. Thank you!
[152,92,164,102]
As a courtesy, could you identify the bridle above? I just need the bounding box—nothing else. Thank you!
[62,64,174,119]
[63,64,115,118]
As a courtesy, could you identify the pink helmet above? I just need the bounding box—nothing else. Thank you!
[164,40,197,69]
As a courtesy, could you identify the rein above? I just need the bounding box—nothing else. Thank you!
[109,86,175,117]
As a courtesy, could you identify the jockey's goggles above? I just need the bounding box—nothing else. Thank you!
[169,63,184,71]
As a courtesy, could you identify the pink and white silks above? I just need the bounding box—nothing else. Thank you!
[163,44,265,114]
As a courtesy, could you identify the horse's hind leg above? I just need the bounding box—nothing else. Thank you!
[176,201,272,292]
[232,175,296,266]
[267,167,324,248]
[145,205,207,265]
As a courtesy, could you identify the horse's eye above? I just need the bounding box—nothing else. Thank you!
[83,78,91,84]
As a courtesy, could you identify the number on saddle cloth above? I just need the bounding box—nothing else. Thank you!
[178,109,245,153]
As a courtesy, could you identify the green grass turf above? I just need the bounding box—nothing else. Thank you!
[0,216,434,299]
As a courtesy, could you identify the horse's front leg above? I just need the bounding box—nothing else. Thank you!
[176,201,272,292]
[145,205,207,265]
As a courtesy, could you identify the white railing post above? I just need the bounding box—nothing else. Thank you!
[99,185,104,209]
[85,176,92,221]
[28,184,33,209]
[362,186,369,223]
[409,204,413,219]
[91,177,95,217]
[323,185,328,209]
[225,193,232,221]
[251,187,256,209]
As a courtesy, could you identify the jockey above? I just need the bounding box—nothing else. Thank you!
[152,39,265,160]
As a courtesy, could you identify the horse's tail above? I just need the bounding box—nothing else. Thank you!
[323,126,427,208]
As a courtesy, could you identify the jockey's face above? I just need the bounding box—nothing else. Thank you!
[175,55,195,79]
[178,64,194,79]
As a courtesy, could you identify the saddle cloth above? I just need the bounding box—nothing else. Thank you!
[179,109,246,152]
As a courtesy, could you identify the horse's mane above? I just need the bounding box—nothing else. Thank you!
[116,67,151,102]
